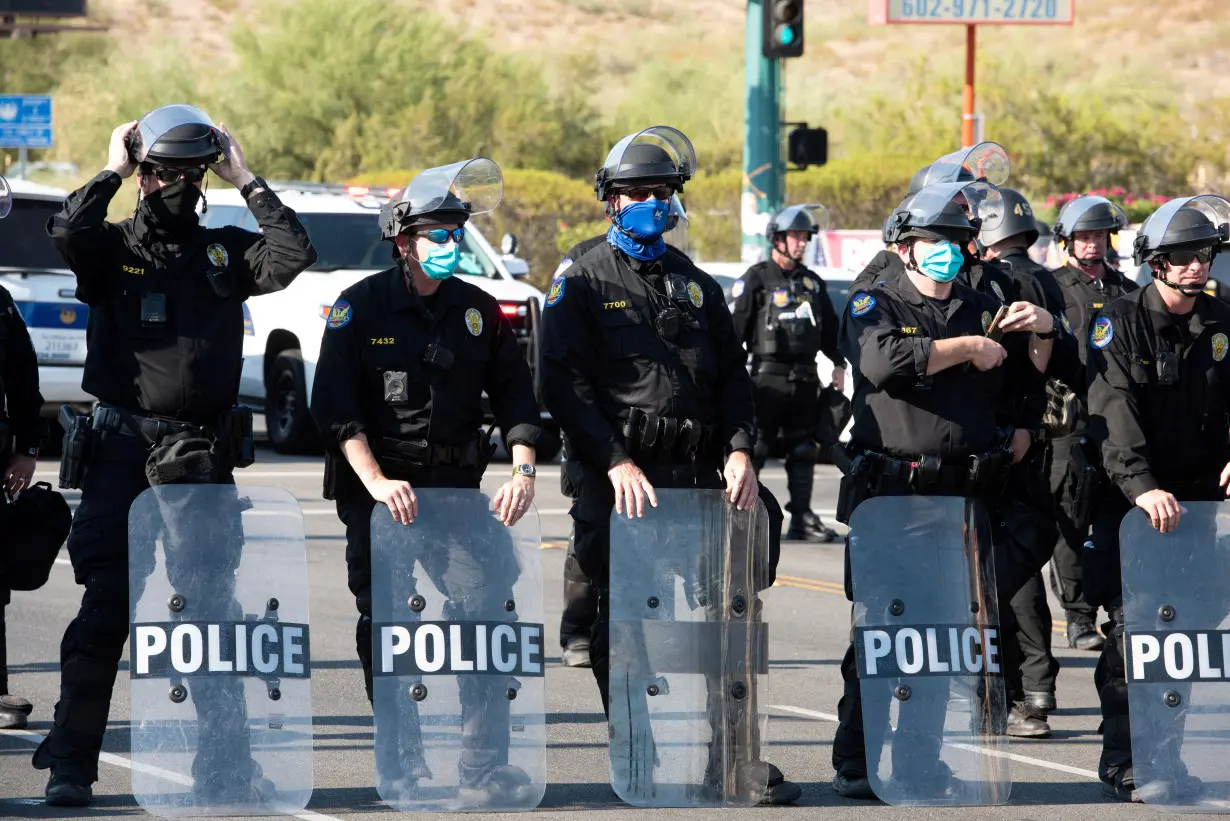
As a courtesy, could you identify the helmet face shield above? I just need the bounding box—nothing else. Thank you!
[380,158,503,240]
[907,181,1004,231]
[130,104,227,165]
[1053,195,1128,240]
[0,176,11,220]
[769,203,829,237]
[595,126,696,200]
[1135,195,1230,265]
[921,142,1010,189]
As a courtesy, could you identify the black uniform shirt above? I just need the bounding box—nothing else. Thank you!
[1053,262,1138,379]
[730,259,844,368]
[1087,283,1230,502]
[310,266,545,451]
[47,171,316,421]
[992,248,1082,385]
[541,242,755,471]
[842,273,1045,459]
[0,287,44,454]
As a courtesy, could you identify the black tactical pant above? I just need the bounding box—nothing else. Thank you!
[559,450,598,648]
[33,431,250,786]
[751,368,821,519]
[1006,454,1062,700]
[339,465,516,789]
[832,483,1052,779]
[1048,434,1098,623]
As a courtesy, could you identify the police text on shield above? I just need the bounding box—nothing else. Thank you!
[131,621,311,678]
[374,621,545,677]
[1127,630,1230,683]
[855,624,1001,678]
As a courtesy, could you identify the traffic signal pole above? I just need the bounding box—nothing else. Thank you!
[962,24,976,148]
[742,0,782,263]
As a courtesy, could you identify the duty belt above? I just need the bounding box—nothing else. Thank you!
[755,360,820,381]
[622,409,718,462]
[845,445,1013,495]
[375,435,485,468]
[92,404,201,443]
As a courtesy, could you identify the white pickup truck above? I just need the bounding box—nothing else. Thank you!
[201,182,552,455]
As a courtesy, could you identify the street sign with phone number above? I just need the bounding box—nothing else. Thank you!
[0,94,53,149]
[870,0,1074,24]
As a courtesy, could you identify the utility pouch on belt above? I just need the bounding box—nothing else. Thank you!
[832,444,872,525]
[1043,378,1080,436]
[58,405,94,490]
[1068,437,1102,529]
[219,406,255,469]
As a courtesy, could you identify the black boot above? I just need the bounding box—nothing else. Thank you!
[1067,614,1105,651]
[45,773,93,807]
[1007,701,1051,738]
[787,510,838,543]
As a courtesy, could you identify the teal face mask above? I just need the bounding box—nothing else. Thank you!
[918,240,963,283]
[420,242,460,280]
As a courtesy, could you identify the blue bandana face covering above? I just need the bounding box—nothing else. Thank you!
[419,242,459,280]
[918,240,963,283]
[607,199,670,261]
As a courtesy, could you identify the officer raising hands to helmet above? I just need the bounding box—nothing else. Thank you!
[731,204,844,542]
[1084,197,1230,802]
[32,106,316,808]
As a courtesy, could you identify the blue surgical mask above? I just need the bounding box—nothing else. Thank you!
[614,199,670,243]
[419,242,459,280]
[918,240,963,283]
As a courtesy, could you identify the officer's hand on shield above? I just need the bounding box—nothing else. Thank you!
[3,452,35,494]
[997,301,1052,334]
[832,366,846,392]
[1219,461,1230,495]
[1135,488,1186,533]
[966,336,1008,371]
[724,450,759,511]
[105,120,139,178]
[494,474,535,527]
[365,476,418,525]
[608,458,657,519]
[208,123,254,189]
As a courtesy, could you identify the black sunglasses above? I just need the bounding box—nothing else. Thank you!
[415,227,465,245]
[1163,246,1216,267]
[620,186,675,202]
[147,166,207,184]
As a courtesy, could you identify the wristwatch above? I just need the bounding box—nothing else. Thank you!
[513,464,536,479]
[1036,313,1060,340]
[239,176,268,200]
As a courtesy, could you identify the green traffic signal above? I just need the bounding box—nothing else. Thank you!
[762,0,804,59]
[778,25,796,45]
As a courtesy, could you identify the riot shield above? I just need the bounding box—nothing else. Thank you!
[128,485,312,817]
[608,489,771,807]
[1121,502,1230,810]
[848,495,1010,806]
[369,489,545,812]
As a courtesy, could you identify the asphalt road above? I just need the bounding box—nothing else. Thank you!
[0,450,1221,819]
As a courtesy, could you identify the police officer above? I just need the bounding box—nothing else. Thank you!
[32,108,316,806]
[554,193,691,667]
[732,204,844,542]
[541,126,800,804]
[0,175,44,731]
[831,182,1051,798]
[1047,196,1139,653]
[1085,198,1230,801]
[310,158,551,800]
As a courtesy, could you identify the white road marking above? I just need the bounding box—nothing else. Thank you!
[0,728,348,821]
[769,704,1102,780]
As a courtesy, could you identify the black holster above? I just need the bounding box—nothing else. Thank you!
[1067,437,1103,530]
[832,444,873,525]
[57,405,94,490]
[218,406,256,469]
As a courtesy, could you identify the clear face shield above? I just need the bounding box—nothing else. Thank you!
[597,126,697,200]
[0,176,11,220]
[128,104,227,164]
[905,181,1005,236]
[771,203,829,261]
[1136,195,1230,264]
[920,142,1010,189]
[663,193,691,256]
[381,158,504,241]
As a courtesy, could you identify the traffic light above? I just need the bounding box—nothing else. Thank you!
[762,0,804,59]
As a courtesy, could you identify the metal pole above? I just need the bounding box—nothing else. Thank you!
[15,147,27,180]
[742,0,782,264]
[961,24,976,148]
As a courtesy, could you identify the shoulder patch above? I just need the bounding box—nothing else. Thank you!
[981,311,993,333]
[1214,332,1228,363]
[326,299,352,330]
[1061,312,1073,336]
[731,279,745,298]
[849,292,876,318]
[990,280,1006,304]
[772,288,790,308]
[553,258,573,277]
[465,307,483,336]
[1090,316,1114,349]
[686,280,704,308]
[206,243,229,268]
[545,276,565,308]
[802,276,817,291]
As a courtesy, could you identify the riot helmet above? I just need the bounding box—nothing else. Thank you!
[884,180,1004,245]
[379,158,503,241]
[765,203,828,240]
[1133,196,1230,295]
[0,176,10,220]
[594,126,696,201]
[127,105,227,167]
[979,188,1039,248]
[907,142,1010,196]
[1052,195,1128,266]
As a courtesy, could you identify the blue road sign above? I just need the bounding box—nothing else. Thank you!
[0,95,53,149]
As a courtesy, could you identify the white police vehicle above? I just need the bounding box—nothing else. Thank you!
[0,178,94,444]
[201,182,549,454]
